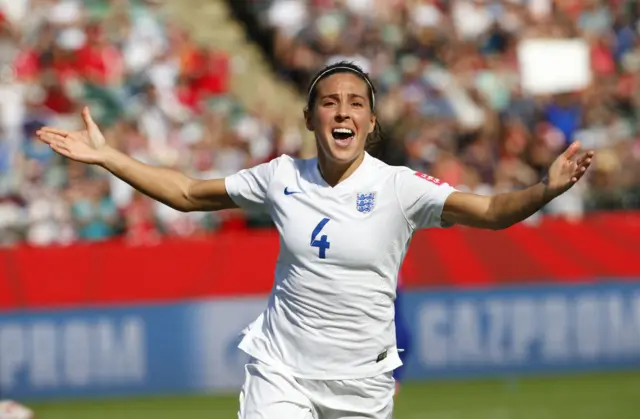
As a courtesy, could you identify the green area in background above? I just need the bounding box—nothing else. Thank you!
[31,371,640,419]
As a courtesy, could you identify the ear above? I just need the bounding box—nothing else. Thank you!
[303,108,314,132]
[368,114,376,134]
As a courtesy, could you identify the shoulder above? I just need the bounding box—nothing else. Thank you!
[238,154,320,191]
[269,154,315,168]
[363,155,425,179]
[358,156,435,191]
[268,154,316,177]
[389,165,447,188]
[268,153,295,168]
[244,154,297,178]
[388,164,456,206]
[363,154,406,182]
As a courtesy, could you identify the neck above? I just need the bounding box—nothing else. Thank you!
[317,152,365,187]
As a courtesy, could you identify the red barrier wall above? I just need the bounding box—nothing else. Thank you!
[1,212,639,310]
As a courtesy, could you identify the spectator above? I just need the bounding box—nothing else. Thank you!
[0,0,304,246]
[246,0,640,218]
[3,0,640,247]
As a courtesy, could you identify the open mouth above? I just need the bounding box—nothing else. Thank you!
[332,128,355,147]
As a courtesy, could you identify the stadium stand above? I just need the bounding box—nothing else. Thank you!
[235,0,640,215]
[1,0,639,247]
[0,0,307,246]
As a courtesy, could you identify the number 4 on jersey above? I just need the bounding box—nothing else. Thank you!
[311,218,331,259]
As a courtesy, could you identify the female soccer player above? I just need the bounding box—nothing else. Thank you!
[36,62,593,419]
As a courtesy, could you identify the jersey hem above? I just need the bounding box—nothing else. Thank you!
[237,344,403,381]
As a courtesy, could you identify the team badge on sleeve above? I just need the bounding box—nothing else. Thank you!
[415,172,443,185]
[356,192,377,213]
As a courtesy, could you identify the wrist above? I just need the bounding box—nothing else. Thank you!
[98,145,118,170]
[540,177,557,203]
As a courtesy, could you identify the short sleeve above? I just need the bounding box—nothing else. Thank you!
[395,169,457,230]
[224,156,283,213]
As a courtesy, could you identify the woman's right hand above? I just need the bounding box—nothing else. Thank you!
[36,107,110,166]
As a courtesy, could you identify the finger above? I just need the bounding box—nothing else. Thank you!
[571,165,590,183]
[82,106,97,130]
[577,157,593,172]
[50,142,71,157]
[37,127,70,137]
[571,170,582,183]
[576,151,595,166]
[562,141,581,160]
[37,131,67,145]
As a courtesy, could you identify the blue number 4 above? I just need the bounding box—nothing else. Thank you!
[311,218,331,259]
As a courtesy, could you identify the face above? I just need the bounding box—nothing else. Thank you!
[305,72,376,165]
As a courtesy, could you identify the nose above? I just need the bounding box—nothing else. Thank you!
[336,102,350,121]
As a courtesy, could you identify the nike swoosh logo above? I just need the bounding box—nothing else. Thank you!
[284,187,301,196]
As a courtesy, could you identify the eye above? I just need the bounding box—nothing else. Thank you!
[322,101,336,107]
[352,102,364,108]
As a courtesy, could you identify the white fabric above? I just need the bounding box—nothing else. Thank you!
[238,358,394,419]
[225,153,456,380]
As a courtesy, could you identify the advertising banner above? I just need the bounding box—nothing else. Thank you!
[401,283,640,379]
[0,299,266,400]
[3,283,640,400]
[1,213,638,311]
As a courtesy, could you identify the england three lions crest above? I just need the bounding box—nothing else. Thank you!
[356,192,377,213]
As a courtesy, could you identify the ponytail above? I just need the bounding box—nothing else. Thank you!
[365,122,387,159]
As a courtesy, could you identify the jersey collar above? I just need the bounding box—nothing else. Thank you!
[312,152,373,191]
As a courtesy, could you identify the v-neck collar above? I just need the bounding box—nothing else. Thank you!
[311,152,372,191]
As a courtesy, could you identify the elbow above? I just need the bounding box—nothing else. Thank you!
[175,192,200,212]
[484,212,513,231]
[178,179,198,212]
[174,203,193,213]
[160,199,192,213]
[483,200,513,231]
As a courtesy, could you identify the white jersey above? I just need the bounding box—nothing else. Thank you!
[224,152,456,380]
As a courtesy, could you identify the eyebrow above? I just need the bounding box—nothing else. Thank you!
[320,93,368,101]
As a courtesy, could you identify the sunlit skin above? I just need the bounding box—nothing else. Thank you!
[304,72,376,186]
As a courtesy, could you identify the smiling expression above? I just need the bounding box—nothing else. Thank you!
[305,72,376,166]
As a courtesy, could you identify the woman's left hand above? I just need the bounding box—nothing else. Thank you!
[545,141,595,198]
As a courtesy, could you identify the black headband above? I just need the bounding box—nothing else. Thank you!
[307,66,376,109]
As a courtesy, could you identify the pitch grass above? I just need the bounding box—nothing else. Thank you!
[31,371,640,419]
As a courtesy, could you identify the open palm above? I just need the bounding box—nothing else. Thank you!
[546,141,595,197]
[36,107,108,165]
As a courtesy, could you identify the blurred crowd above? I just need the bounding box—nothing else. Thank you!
[0,0,304,247]
[2,0,640,248]
[255,0,640,220]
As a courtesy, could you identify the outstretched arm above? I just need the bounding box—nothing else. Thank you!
[100,147,236,212]
[441,142,594,230]
[37,107,237,212]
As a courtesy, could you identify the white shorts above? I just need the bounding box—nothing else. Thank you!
[238,359,395,419]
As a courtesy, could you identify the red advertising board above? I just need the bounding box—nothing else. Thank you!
[1,212,639,310]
